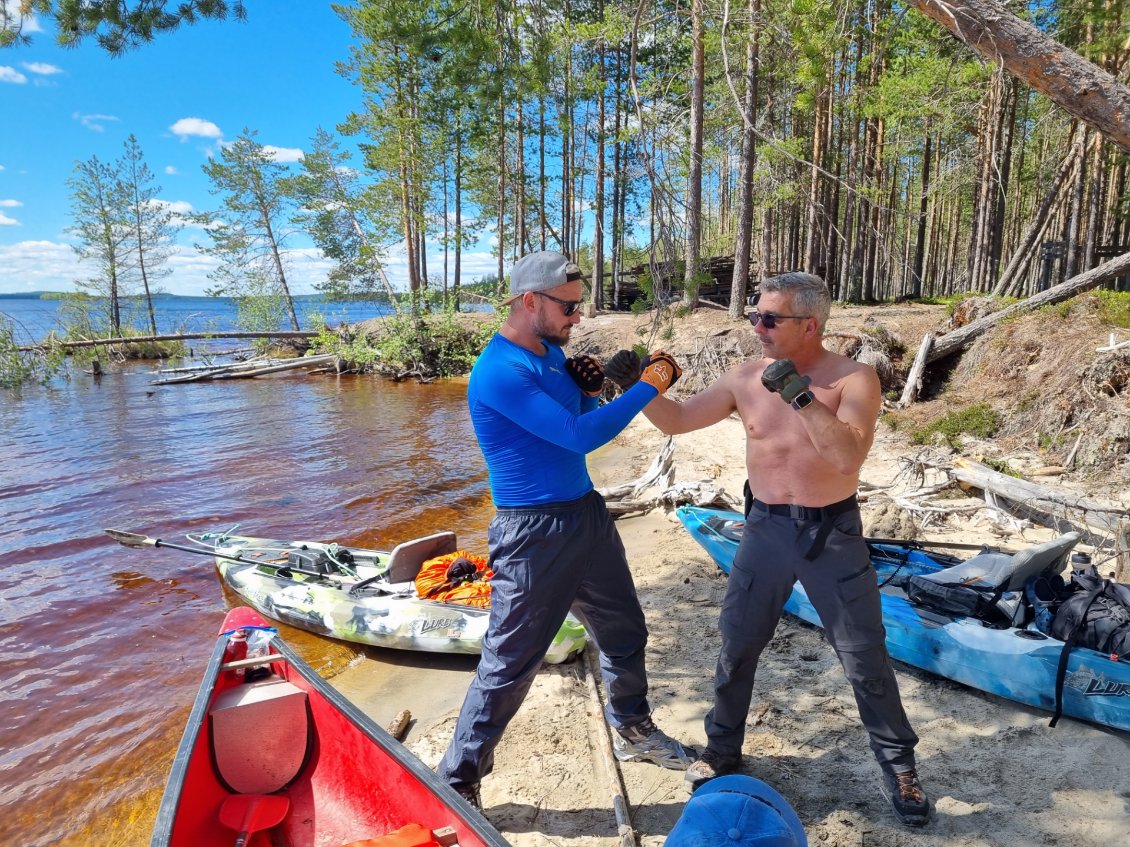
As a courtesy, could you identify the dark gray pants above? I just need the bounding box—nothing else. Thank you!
[437,490,651,787]
[705,503,919,773]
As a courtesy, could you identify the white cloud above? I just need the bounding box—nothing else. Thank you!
[0,212,20,226]
[0,241,79,289]
[74,112,120,132]
[0,66,28,84]
[170,117,223,139]
[263,145,305,163]
[0,199,22,207]
[22,62,62,75]
[154,199,194,216]
[164,165,178,175]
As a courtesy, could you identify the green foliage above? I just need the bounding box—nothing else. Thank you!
[911,403,1002,447]
[0,316,64,387]
[1,1,247,53]
[312,311,503,378]
[1093,290,1130,329]
[982,457,1020,478]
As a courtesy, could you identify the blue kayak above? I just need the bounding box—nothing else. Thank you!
[677,506,1130,733]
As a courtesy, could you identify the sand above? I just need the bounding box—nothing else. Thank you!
[334,412,1129,847]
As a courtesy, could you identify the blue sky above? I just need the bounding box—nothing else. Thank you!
[0,3,498,295]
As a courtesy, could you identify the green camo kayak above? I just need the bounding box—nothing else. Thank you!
[186,528,588,664]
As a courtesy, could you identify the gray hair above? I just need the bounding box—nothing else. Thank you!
[760,272,831,331]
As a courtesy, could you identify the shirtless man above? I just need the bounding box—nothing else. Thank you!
[606,272,929,827]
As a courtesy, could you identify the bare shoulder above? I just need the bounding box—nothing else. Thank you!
[822,350,878,385]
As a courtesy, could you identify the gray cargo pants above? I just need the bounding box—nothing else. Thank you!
[704,500,919,773]
[437,490,651,788]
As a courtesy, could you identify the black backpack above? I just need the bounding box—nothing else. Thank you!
[1048,565,1130,726]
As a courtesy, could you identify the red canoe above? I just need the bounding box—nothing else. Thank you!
[151,607,509,847]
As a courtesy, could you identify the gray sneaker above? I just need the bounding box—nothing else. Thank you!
[612,717,696,769]
[684,748,742,792]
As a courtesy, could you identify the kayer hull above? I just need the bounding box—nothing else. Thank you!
[151,607,509,847]
[187,531,587,663]
[677,506,1130,733]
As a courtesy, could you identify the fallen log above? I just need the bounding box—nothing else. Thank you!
[19,330,319,352]
[918,455,1129,539]
[897,332,934,407]
[152,354,339,384]
[927,250,1130,364]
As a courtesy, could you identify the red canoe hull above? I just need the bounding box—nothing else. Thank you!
[151,608,507,847]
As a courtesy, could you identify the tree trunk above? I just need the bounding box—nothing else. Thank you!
[730,0,761,319]
[906,0,1130,153]
[931,249,1130,362]
[685,0,705,308]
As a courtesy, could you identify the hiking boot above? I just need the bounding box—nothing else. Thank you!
[612,717,696,769]
[452,781,481,810]
[684,748,742,792]
[882,769,930,827]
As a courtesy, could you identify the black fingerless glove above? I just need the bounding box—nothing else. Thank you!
[565,354,605,396]
[604,349,644,389]
[761,358,812,404]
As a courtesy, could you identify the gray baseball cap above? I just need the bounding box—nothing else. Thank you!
[503,250,583,305]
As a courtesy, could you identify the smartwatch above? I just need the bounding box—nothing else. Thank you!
[791,390,816,411]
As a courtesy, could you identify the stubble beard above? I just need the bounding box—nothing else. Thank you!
[533,314,572,347]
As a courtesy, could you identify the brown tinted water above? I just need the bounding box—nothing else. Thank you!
[0,365,494,846]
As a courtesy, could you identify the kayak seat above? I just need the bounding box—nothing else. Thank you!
[907,532,1081,625]
[386,531,459,583]
[209,674,310,794]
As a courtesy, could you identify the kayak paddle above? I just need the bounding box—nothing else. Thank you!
[104,528,333,579]
[218,794,289,847]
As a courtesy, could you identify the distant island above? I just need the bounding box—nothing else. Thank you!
[0,291,338,300]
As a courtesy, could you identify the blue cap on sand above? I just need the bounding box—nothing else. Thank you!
[665,775,807,847]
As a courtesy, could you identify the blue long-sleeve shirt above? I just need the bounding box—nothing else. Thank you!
[468,334,658,506]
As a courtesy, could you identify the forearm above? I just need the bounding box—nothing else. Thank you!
[640,395,692,434]
[795,402,872,476]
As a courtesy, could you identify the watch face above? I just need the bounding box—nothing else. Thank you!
[792,391,815,410]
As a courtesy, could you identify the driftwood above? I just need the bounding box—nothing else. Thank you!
[151,353,340,385]
[19,330,319,352]
[918,454,1129,543]
[598,437,740,518]
[927,249,1130,364]
[897,332,934,407]
[385,709,412,741]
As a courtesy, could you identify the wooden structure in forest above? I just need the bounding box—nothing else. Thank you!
[602,255,751,311]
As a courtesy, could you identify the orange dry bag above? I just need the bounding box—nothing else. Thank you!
[414,550,493,608]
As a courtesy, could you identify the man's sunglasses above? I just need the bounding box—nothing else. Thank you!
[536,291,583,316]
[747,311,811,329]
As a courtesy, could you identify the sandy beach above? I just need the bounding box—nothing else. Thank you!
[333,410,1129,847]
[331,299,1129,846]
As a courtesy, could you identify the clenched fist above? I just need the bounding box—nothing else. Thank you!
[761,358,811,404]
[604,349,644,389]
[639,351,682,395]
[565,354,605,396]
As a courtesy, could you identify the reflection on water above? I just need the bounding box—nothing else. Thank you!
[0,364,493,847]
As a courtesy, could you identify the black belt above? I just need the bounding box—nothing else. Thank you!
[749,493,858,561]
[750,495,858,522]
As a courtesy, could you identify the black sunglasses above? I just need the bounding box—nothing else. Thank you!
[535,291,583,316]
[747,311,811,329]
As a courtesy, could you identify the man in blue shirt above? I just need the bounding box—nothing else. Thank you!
[437,250,693,808]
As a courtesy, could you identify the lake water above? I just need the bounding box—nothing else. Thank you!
[0,293,394,346]
[0,332,497,845]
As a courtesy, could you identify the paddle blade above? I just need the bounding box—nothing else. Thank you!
[104,528,157,549]
[219,794,289,846]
